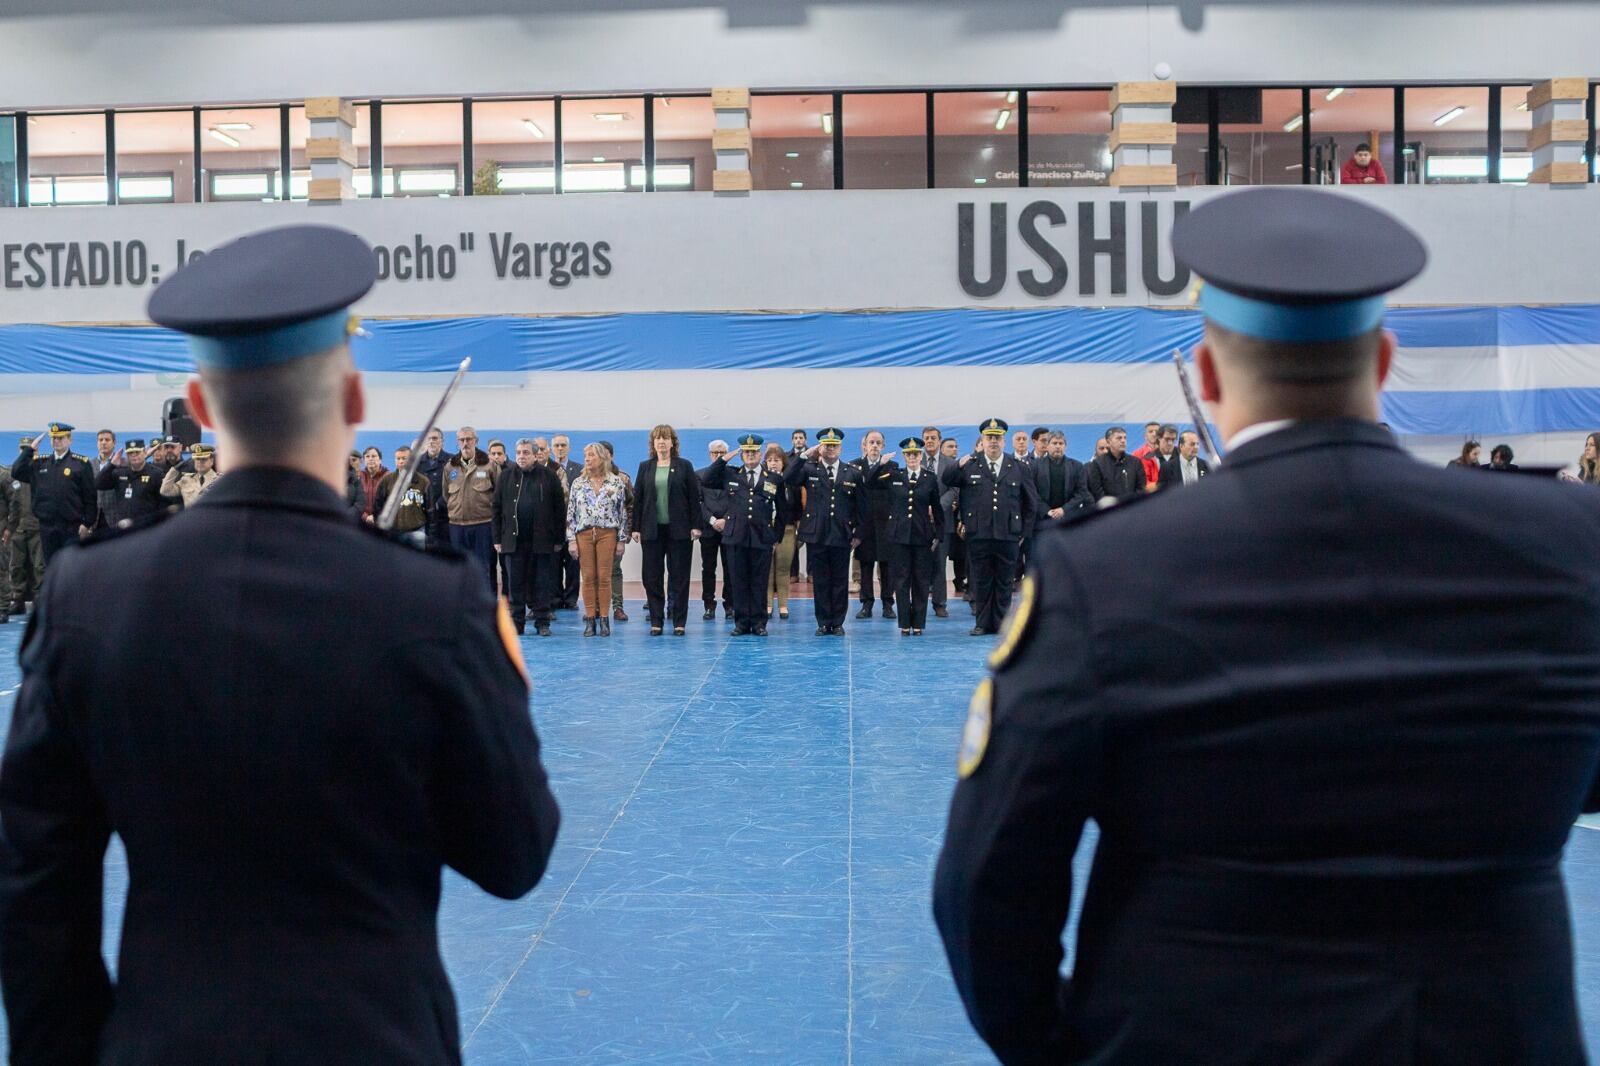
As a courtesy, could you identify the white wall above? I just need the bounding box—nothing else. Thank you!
[1,2,1596,110]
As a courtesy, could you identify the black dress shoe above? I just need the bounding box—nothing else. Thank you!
[933,605,949,618]
[674,627,686,636]
[969,626,987,636]
[650,626,664,636]
[831,625,845,636]
[899,628,911,636]
[536,624,551,636]
[882,605,895,619]
[855,604,873,619]
[911,629,923,636]
[816,626,829,636]
[732,624,749,636]
[703,607,716,620]
[754,625,768,636]
[779,609,789,620]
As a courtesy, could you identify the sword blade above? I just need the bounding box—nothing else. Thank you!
[377,356,472,532]
[1172,348,1224,462]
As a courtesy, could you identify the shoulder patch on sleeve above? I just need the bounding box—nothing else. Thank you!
[496,597,530,688]
[987,572,1037,672]
[957,678,993,779]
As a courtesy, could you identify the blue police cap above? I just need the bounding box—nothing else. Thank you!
[817,428,844,445]
[738,433,764,450]
[47,421,75,437]
[899,436,924,453]
[147,224,377,369]
[980,418,1009,437]
[1171,189,1426,343]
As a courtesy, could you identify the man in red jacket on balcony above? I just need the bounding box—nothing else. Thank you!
[1340,143,1388,184]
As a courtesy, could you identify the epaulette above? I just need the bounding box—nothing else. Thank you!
[70,453,88,462]
[80,507,174,546]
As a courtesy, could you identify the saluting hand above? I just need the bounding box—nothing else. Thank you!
[112,448,125,465]
[881,451,896,464]
[30,432,46,451]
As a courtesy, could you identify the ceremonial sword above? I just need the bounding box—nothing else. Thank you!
[1172,348,1224,463]
[377,356,472,532]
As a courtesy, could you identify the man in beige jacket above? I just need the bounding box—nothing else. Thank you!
[159,443,222,507]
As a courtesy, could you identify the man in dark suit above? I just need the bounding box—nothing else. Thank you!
[940,418,1037,636]
[0,225,560,1066]
[935,188,1600,1065]
[495,437,567,636]
[850,430,894,620]
[550,434,583,608]
[696,440,734,620]
[1031,430,1092,521]
[922,426,955,618]
[1158,429,1212,489]
[788,429,809,583]
[784,427,863,635]
[1084,424,1146,503]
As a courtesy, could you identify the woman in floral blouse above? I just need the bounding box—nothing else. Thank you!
[566,442,631,636]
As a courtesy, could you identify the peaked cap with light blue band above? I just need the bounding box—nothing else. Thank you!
[1170,188,1427,343]
[146,224,377,369]
[737,433,765,450]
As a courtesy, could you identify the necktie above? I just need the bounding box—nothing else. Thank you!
[990,462,999,479]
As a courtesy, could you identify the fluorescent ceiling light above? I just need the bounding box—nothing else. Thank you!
[592,112,627,122]
[1324,88,1345,101]
[1433,107,1466,127]
[213,122,253,132]
[1005,90,1019,104]
[1282,113,1306,132]
[1515,101,1528,112]
[784,151,800,158]
[790,181,804,188]
[995,108,1012,131]
[821,112,833,134]
[207,128,241,147]
[973,177,988,184]
[1285,163,1303,170]
[522,119,545,138]
[592,155,606,162]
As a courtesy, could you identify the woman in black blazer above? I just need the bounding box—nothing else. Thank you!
[631,424,704,635]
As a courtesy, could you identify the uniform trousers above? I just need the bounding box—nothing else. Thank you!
[700,534,732,612]
[39,524,78,564]
[930,536,950,608]
[448,521,498,595]
[641,528,694,628]
[573,527,619,620]
[767,527,797,614]
[611,552,626,613]
[950,531,969,591]
[729,544,774,629]
[967,538,1019,634]
[503,548,556,631]
[8,530,41,607]
[808,543,852,628]
[855,534,892,607]
[886,541,936,630]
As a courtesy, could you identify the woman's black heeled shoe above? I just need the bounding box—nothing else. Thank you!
[583,618,596,637]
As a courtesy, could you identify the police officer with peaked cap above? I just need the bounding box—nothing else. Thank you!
[703,433,784,636]
[940,417,1037,636]
[933,188,1600,1064]
[867,436,945,635]
[94,438,167,528]
[784,427,865,635]
[0,224,560,1066]
[10,421,97,563]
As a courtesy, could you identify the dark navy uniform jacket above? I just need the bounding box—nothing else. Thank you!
[11,446,96,530]
[940,453,1038,542]
[783,455,863,547]
[704,457,783,548]
[868,462,945,545]
[934,421,1600,1065]
[93,462,167,527]
[0,467,560,1066]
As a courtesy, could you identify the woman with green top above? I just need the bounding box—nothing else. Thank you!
[631,424,704,635]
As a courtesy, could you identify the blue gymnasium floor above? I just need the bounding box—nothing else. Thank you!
[4,605,1600,1063]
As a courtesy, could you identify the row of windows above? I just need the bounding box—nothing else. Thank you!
[1,84,1595,206]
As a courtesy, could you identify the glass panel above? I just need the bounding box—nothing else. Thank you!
[381,101,462,196]
[933,91,1019,188]
[470,99,556,195]
[1306,87,1395,185]
[1028,90,1112,187]
[1214,88,1302,185]
[29,112,106,207]
[842,92,924,189]
[1403,86,1490,184]
[652,96,711,191]
[0,116,16,207]
[118,174,174,201]
[289,103,372,199]
[199,106,279,203]
[561,97,643,193]
[353,169,396,197]
[112,110,192,203]
[1499,85,1533,184]
[1174,122,1208,186]
[750,93,833,190]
